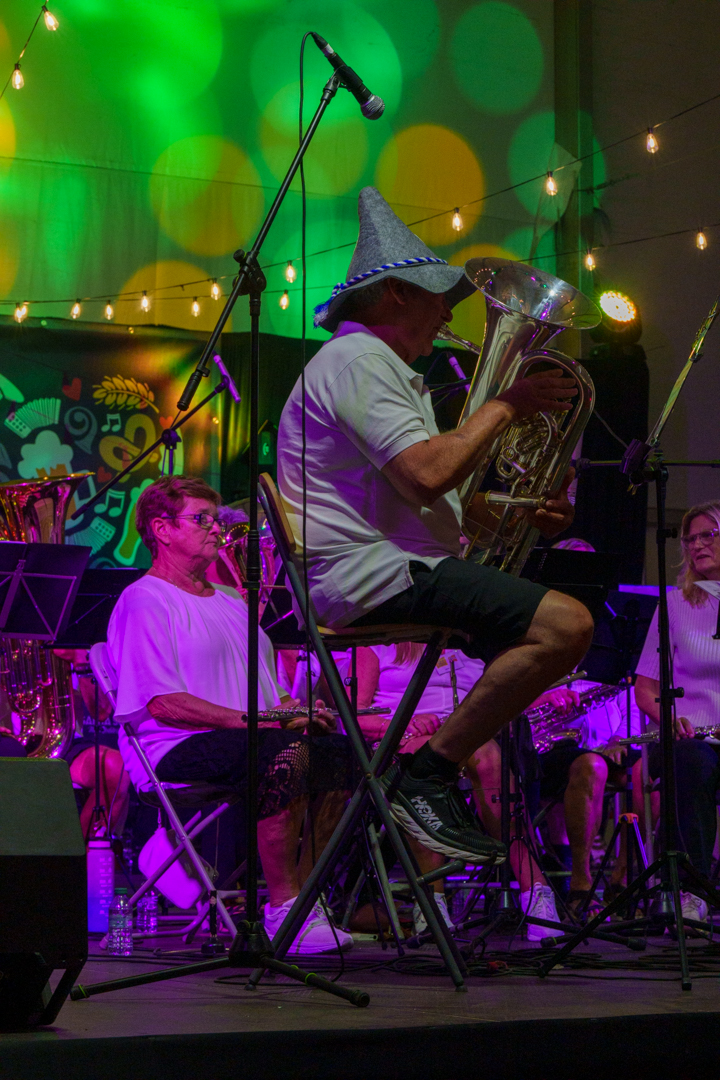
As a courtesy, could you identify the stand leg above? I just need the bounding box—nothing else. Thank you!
[667,851,692,991]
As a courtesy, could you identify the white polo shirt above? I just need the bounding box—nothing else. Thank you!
[635,584,720,729]
[277,322,463,628]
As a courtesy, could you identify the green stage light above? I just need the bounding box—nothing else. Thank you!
[599,290,636,323]
[591,290,642,345]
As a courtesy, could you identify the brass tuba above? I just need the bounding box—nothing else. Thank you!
[0,472,91,758]
[438,258,600,574]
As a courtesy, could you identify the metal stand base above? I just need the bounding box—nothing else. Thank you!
[70,921,369,1008]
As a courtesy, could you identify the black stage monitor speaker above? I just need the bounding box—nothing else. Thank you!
[0,758,87,1030]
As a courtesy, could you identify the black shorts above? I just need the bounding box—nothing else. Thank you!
[351,556,549,661]
[156,729,354,820]
[539,740,638,800]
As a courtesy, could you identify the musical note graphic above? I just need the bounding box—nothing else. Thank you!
[93,488,125,518]
[101,414,121,433]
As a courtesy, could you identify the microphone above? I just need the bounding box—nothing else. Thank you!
[310,32,385,119]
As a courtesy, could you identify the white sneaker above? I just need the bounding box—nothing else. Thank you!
[520,884,561,941]
[413,893,455,936]
[264,896,354,956]
[680,891,709,924]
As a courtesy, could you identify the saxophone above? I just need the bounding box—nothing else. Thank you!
[438,257,599,574]
[526,683,624,754]
[0,472,91,758]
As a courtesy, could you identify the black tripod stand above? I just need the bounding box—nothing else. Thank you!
[71,52,371,1010]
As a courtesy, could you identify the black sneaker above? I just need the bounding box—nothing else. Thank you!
[380,764,506,865]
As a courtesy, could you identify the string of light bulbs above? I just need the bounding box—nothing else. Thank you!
[0,5,59,103]
[3,74,720,321]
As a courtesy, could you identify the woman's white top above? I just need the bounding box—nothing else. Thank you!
[370,646,485,718]
[635,584,720,729]
[107,576,281,790]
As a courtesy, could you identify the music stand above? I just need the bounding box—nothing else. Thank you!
[0,543,90,641]
[522,548,621,622]
[53,568,146,649]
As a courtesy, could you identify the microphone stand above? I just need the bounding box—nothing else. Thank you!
[541,297,720,990]
[70,66,368,1009]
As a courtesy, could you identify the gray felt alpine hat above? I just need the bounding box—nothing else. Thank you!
[313,186,477,332]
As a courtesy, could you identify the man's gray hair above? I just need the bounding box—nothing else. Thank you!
[337,278,390,320]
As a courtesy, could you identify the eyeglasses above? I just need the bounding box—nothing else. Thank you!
[681,528,720,549]
[163,512,225,532]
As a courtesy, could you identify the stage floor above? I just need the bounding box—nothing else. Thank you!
[4,932,720,1080]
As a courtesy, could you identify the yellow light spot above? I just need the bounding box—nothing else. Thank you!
[71,300,81,319]
[599,291,636,323]
[105,303,114,321]
[545,171,557,196]
[150,136,264,257]
[646,128,658,153]
[14,302,27,323]
[375,125,484,246]
[697,230,708,251]
[11,64,23,91]
[584,251,596,271]
[279,290,289,310]
[285,262,297,283]
[42,5,59,31]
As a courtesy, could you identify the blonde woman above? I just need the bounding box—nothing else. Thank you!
[634,500,720,922]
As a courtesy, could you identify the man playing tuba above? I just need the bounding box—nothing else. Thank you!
[277,186,594,866]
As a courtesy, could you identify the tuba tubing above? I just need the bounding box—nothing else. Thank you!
[436,257,600,574]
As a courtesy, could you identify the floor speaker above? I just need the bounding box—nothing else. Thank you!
[0,758,87,1030]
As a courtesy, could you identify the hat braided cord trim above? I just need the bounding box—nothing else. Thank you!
[329,257,448,301]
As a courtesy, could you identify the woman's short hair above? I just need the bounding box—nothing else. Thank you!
[677,500,720,605]
[136,475,221,558]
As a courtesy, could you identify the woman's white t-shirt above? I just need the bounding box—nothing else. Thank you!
[370,645,485,718]
[107,576,281,789]
[636,585,720,729]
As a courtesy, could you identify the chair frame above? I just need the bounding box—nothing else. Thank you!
[88,643,242,943]
[255,473,472,990]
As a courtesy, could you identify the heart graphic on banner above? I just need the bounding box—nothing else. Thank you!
[159,416,174,429]
[97,465,113,483]
[62,377,82,401]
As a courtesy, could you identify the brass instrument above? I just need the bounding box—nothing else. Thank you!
[0,472,91,758]
[526,683,624,754]
[438,257,600,573]
[219,514,281,617]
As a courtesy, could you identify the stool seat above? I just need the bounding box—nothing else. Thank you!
[318,623,459,649]
[139,781,240,809]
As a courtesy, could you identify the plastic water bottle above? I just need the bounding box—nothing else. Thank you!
[87,839,115,933]
[108,888,134,956]
[136,890,159,935]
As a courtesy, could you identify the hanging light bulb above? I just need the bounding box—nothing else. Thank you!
[285,262,297,284]
[11,64,24,90]
[71,300,81,319]
[191,298,200,317]
[42,5,59,30]
[646,128,659,154]
[140,290,150,312]
[545,172,558,196]
[211,279,220,300]
[104,303,114,321]
[13,302,27,323]
[451,208,463,232]
[584,251,596,271]
[279,290,289,310]
[696,229,708,251]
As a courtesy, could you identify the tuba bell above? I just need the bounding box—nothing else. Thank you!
[437,258,600,574]
[0,472,92,758]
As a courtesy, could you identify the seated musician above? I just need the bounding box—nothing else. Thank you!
[634,500,720,925]
[356,643,561,939]
[277,186,593,867]
[107,475,353,955]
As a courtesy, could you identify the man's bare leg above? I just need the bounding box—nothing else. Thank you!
[429,591,593,763]
[562,753,608,893]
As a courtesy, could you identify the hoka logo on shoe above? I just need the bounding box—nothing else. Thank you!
[410,797,443,830]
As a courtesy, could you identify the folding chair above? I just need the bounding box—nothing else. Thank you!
[88,643,242,944]
[255,473,483,990]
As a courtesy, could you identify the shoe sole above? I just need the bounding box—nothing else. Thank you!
[389,799,506,866]
[285,938,354,956]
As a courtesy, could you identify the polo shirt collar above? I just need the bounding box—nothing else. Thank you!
[334,321,425,393]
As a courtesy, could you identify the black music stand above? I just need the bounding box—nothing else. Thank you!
[0,543,89,641]
[53,568,146,649]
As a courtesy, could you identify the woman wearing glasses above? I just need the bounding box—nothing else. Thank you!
[634,500,720,922]
[107,475,353,955]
